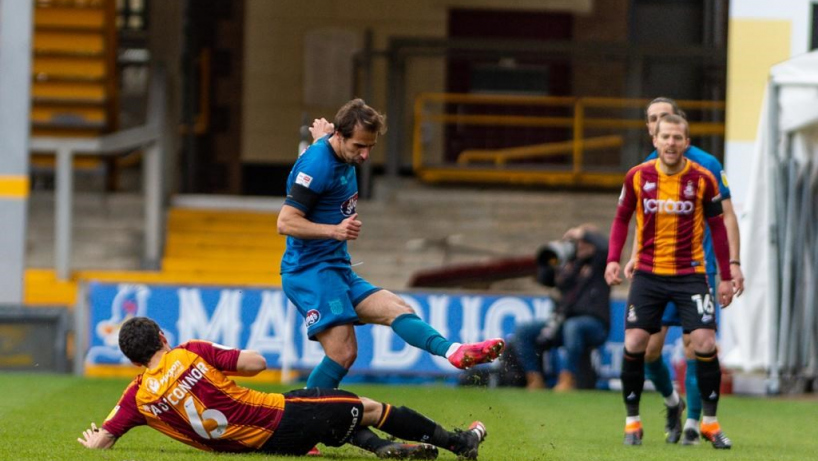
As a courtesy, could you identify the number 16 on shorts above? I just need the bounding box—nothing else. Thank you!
[691,293,714,323]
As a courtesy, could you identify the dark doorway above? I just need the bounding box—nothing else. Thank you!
[180,0,245,194]
[445,9,574,164]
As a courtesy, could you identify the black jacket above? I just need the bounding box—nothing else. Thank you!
[554,231,611,331]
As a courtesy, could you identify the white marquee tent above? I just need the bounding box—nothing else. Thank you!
[721,50,818,392]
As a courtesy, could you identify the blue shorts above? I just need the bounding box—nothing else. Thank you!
[661,273,720,329]
[282,263,381,340]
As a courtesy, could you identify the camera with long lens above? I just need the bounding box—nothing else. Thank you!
[535,240,577,287]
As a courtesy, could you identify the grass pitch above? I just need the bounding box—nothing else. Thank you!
[1,372,815,461]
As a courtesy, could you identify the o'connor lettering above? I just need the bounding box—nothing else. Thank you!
[642,198,694,215]
[143,362,210,416]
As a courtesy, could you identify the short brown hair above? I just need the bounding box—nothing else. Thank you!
[333,98,387,138]
[646,97,687,120]
[654,113,689,138]
[118,317,164,365]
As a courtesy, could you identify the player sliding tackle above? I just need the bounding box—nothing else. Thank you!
[78,317,489,460]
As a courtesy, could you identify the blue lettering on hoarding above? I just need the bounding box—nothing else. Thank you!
[85,282,681,381]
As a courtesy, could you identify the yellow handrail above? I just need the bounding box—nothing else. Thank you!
[413,92,726,187]
[459,135,624,166]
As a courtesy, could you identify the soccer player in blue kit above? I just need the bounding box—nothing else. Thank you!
[277,99,504,456]
[622,98,745,447]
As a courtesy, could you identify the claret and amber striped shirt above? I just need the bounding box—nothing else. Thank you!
[608,159,732,279]
[102,341,285,452]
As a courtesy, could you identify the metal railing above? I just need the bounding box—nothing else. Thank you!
[29,65,168,280]
[412,93,725,188]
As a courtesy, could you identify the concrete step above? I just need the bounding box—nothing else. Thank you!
[24,179,630,300]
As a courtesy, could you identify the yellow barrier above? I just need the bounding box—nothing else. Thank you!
[413,93,725,187]
[459,135,624,166]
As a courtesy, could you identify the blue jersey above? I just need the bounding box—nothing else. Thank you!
[646,145,731,275]
[281,137,358,273]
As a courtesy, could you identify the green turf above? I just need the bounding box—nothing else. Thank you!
[1,372,815,460]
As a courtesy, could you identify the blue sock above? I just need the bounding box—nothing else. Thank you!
[306,356,348,389]
[685,359,702,420]
[645,358,674,398]
[391,313,453,357]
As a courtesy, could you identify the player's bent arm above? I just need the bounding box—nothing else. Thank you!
[705,215,732,282]
[605,261,622,286]
[717,280,734,308]
[77,424,117,449]
[607,206,632,265]
[277,205,360,241]
[624,243,639,278]
[721,198,740,260]
[720,198,745,295]
[234,350,267,376]
[310,118,334,142]
[277,205,334,239]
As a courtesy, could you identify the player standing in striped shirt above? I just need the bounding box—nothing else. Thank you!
[605,114,734,448]
[629,97,744,447]
[77,317,488,459]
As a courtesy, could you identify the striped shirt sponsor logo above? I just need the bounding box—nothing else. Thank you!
[642,198,694,215]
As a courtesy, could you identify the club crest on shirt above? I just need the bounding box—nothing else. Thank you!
[328,299,344,315]
[305,309,321,327]
[627,305,638,323]
[340,193,358,216]
[684,180,695,198]
[296,172,313,188]
[720,170,729,188]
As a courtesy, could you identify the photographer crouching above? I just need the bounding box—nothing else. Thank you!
[511,225,611,391]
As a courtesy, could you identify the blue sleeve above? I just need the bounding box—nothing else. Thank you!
[284,146,332,212]
[687,146,731,200]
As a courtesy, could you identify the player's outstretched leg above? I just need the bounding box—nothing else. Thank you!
[451,422,487,460]
[351,428,438,460]
[368,401,488,460]
[373,442,439,460]
[447,339,506,370]
[389,313,503,370]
